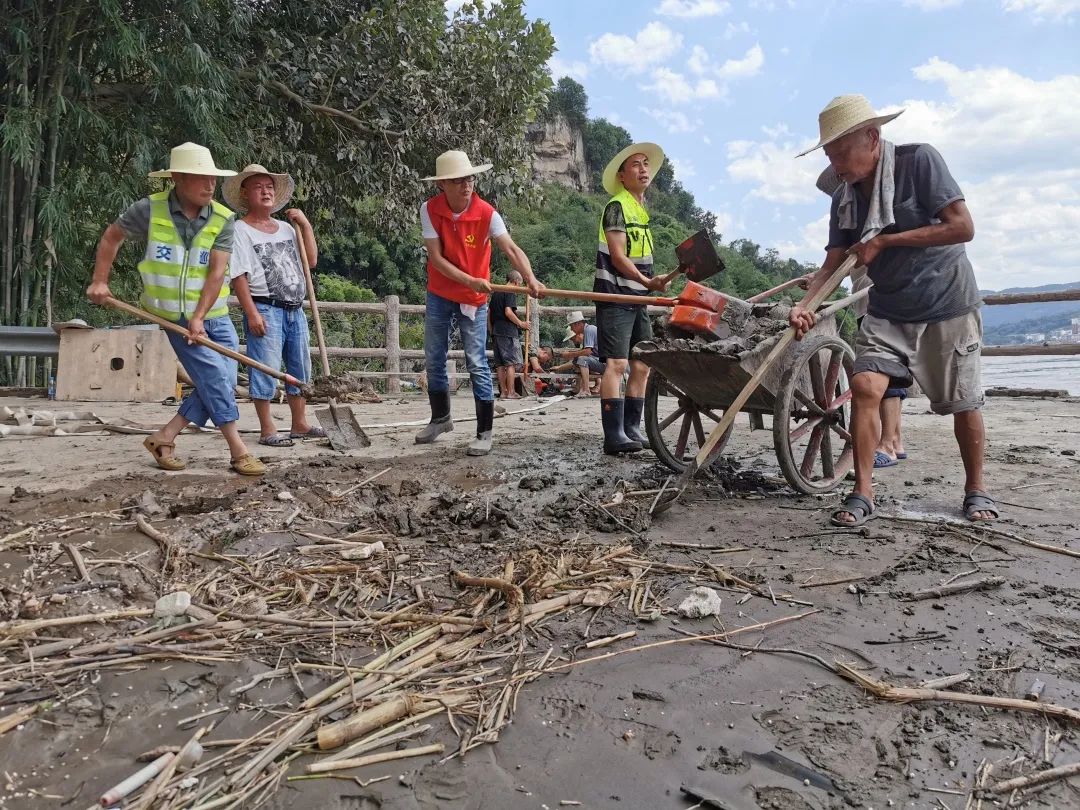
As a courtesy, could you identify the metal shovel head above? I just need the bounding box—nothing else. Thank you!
[675,281,731,313]
[669,304,729,340]
[316,402,371,451]
[675,230,724,282]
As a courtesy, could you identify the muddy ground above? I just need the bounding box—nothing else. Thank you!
[1,391,1079,809]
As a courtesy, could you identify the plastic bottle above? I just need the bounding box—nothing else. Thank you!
[47,375,56,400]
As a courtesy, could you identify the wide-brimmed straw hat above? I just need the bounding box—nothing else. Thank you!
[222,164,296,214]
[148,142,236,178]
[562,327,576,343]
[796,94,903,157]
[602,142,665,195]
[422,150,493,181]
[566,311,586,326]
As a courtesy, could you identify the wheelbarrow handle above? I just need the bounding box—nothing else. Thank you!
[102,297,305,389]
[489,284,674,308]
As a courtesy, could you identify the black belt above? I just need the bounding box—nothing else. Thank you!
[252,296,303,311]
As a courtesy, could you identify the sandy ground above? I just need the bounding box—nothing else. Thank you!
[1,390,1079,809]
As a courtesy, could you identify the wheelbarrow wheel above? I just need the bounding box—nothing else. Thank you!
[773,334,854,494]
[644,369,734,473]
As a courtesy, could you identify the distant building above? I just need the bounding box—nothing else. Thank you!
[1023,333,1046,344]
[1073,318,1080,342]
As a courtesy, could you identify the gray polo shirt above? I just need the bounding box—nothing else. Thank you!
[827,143,979,324]
[116,189,235,252]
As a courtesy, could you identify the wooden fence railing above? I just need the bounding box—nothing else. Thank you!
[227,287,1080,390]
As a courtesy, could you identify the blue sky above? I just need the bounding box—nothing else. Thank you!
[519,0,1080,291]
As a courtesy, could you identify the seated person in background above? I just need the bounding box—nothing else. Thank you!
[557,311,604,397]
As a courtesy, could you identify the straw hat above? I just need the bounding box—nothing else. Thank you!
[222,164,296,214]
[422,150,493,181]
[797,95,903,157]
[566,311,586,326]
[816,165,842,196]
[602,142,665,195]
[562,327,576,343]
[148,142,236,178]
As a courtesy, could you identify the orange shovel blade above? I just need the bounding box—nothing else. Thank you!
[676,281,730,314]
[669,304,728,339]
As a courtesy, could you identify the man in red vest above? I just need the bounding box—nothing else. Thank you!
[416,150,543,455]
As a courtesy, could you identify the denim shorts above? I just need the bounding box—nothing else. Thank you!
[243,303,312,399]
[167,315,240,428]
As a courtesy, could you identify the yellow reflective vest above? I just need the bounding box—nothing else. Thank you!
[137,191,232,321]
[594,188,654,303]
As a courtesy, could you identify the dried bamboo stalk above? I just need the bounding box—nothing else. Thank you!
[452,570,524,606]
[991,760,1080,794]
[306,742,444,774]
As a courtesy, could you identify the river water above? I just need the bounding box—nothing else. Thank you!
[981,355,1080,395]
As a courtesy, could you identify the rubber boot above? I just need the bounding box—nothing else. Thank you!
[623,396,650,449]
[415,391,453,444]
[601,398,642,455]
[467,399,494,456]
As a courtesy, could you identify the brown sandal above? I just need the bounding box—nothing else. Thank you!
[143,436,186,471]
[230,454,266,476]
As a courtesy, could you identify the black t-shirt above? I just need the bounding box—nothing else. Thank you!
[490,291,519,337]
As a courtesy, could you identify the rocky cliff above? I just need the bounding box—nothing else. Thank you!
[527,114,588,191]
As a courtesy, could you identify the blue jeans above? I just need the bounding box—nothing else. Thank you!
[243,303,312,399]
[424,291,492,400]
[166,315,240,428]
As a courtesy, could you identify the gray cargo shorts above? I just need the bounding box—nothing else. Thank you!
[854,310,983,415]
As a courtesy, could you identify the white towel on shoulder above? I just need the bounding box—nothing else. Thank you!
[835,139,896,244]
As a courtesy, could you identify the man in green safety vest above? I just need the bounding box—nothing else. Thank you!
[87,142,265,476]
[594,142,670,455]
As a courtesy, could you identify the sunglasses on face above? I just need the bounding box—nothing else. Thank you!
[447,176,476,187]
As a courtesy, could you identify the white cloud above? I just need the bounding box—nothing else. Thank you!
[640,107,699,134]
[658,0,731,16]
[589,23,682,74]
[548,56,589,81]
[724,21,751,38]
[687,45,711,76]
[643,67,722,104]
[726,138,821,204]
[670,157,698,178]
[716,44,765,79]
[775,213,830,262]
[1002,0,1080,20]
[902,0,964,9]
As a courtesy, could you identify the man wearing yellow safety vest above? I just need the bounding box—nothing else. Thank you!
[594,142,670,455]
[87,142,265,476]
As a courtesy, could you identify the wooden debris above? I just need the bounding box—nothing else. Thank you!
[990,761,1080,795]
[903,576,1006,601]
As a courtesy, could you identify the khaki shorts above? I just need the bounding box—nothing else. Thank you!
[854,310,983,415]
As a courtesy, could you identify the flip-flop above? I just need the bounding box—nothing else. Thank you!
[230,454,266,476]
[963,491,1000,522]
[830,492,876,527]
[143,436,186,471]
[258,434,294,447]
[289,426,327,439]
[873,450,898,468]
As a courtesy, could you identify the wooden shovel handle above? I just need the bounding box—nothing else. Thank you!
[489,284,674,308]
[102,297,304,389]
[294,223,331,378]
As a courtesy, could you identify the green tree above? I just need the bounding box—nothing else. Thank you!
[543,76,588,130]
[1,0,554,384]
[582,118,632,192]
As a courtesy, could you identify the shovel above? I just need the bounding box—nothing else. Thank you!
[103,297,307,390]
[655,229,725,287]
[651,253,862,514]
[294,224,370,452]
[489,280,744,341]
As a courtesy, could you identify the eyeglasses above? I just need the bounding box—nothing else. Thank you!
[447,176,476,187]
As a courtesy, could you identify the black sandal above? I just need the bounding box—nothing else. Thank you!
[963,491,1000,522]
[829,492,876,527]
